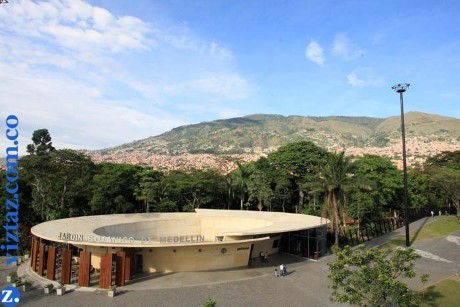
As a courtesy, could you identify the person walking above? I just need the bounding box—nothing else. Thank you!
[279,264,284,277]
[273,267,279,277]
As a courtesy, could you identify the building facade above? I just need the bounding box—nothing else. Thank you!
[30,209,328,288]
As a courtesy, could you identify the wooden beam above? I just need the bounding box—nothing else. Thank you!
[30,237,38,271]
[37,243,45,276]
[124,251,132,282]
[99,253,113,289]
[61,249,72,284]
[115,251,125,286]
[46,246,56,280]
[78,251,91,287]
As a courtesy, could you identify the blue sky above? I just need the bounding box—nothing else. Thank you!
[0,0,459,153]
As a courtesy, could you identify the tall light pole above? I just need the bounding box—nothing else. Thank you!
[391,83,410,247]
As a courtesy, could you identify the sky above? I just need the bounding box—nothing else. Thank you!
[1,0,459,154]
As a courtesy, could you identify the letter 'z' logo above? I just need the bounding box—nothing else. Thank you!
[1,286,21,307]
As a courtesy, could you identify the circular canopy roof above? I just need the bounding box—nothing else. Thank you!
[31,209,328,247]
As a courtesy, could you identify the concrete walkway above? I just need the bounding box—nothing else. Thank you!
[12,252,314,291]
[2,215,458,306]
[122,252,313,291]
[362,215,460,289]
[364,215,435,249]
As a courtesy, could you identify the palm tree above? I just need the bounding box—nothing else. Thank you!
[234,162,250,210]
[320,151,351,246]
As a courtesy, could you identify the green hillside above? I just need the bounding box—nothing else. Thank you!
[97,112,459,156]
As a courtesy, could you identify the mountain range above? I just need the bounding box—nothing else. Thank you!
[88,112,460,172]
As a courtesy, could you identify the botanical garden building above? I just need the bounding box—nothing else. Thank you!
[30,209,328,288]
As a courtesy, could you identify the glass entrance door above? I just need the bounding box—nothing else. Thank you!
[135,254,143,272]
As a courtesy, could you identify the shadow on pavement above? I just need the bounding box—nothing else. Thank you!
[126,271,177,285]
[248,252,309,269]
[410,217,429,245]
[420,286,443,307]
[114,289,132,297]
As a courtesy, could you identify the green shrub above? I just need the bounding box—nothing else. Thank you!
[203,298,217,307]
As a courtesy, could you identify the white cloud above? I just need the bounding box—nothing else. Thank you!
[332,34,364,60]
[128,80,168,104]
[217,108,246,119]
[174,74,252,100]
[150,29,233,62]
[0,0,253,154]
[0,62,186,153]
[129,73,252,105]
[305,40,325,65]
[210,42,234,61]
[0,0,152,54]
[347,68,384,87]
[347,73,366,87]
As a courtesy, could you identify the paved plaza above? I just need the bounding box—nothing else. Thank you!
[2,216,459,307]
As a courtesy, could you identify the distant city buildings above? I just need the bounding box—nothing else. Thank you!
[86,136,459,173]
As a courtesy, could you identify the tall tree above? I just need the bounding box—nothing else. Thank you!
[26,129,55,155]
[320,151,351,246]
[350,155,403,219]
[271,168,293,213]
[183,169,226,211]
[233,161,250,210]
[134,169,164,213]
[216,156,237,210]
[246,166,273,211]
[268,141,329,212]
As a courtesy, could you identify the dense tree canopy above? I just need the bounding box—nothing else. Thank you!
[268,141,330,178]
[425,152,460,219]
[159,169,226,212]
[90,163,142,214]
[246,159,273,211]
[21,149,96,221]
[268,141,330,212]
[329,245,427,306]
[408,167,431,209]
[348,155,403,219]
[12,130,459,250]
[425,150,460,170]
[134,169,164,213]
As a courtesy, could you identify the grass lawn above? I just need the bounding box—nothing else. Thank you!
[379,216,460,249]
[414,216,460,241]
[419,276,460,307]
[377,216,460,306]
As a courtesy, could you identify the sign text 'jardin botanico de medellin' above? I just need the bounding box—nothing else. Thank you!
[57,232,205,244]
